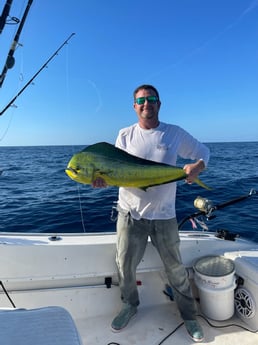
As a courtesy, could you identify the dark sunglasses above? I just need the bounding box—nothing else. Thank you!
[135,96,159,105]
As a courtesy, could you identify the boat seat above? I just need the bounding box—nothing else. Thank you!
[0,306,83,345]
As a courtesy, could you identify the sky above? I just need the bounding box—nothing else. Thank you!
[0,0,257,146]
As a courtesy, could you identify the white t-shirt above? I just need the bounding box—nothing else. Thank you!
[115,122,210,220]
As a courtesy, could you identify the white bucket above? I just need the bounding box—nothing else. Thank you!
[195,280,237,320]
[194,255,235,289]
[194,256,236,320]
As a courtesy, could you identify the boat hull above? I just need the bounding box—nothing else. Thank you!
[0,231,258,344]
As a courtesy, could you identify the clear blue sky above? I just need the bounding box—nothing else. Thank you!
[0,0,257,146]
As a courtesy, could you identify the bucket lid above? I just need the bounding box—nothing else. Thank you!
[194,256,235,277]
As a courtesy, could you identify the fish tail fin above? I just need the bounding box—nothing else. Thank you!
[194,178,212,190]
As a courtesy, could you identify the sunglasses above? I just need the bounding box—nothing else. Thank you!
[135,96,159,105]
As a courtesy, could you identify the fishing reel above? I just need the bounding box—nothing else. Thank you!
[194,196,214,218]
[178,189,256,231]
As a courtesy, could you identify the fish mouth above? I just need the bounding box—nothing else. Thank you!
[65,167,78,179]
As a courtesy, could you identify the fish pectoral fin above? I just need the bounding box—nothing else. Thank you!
[93,169,113,183]
[98,169,113,176]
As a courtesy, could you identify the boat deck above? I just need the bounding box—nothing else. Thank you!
[76,303,258,345]
[0,232,258,344]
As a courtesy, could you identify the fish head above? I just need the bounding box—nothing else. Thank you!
[65,151,95,185]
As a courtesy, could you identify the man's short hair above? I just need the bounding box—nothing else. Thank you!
[133,84,160,100]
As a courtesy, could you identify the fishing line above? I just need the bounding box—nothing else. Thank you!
[87,79,103,113]
[0,32,75,116]
[0,109,14,142]
[68,144,87,233]
[241,0,258,17]
[0,0,33,88]
[62,41,87,233]
[0,47,24,143]
[145,0,258,81]
[64,40,72,113]
[76,184,87,233]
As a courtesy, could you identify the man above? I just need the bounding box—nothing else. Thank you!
[94,84,210,342]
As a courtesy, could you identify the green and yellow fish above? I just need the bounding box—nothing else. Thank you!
[65,142,211,190]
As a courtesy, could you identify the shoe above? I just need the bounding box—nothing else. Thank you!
[184,320,204,342]
[111,304,137,332]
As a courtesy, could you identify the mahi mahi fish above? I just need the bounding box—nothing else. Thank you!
[65,142,211,190]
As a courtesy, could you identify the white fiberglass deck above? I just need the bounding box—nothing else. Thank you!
[0,232,257,344]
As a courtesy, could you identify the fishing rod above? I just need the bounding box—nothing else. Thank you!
[0,32,75,117]
[178,189,256,230]
[0,0,13,34]
[0,0,33,88]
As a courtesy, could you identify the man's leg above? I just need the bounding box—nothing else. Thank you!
[112,211,148,331]
[150,218,204,342]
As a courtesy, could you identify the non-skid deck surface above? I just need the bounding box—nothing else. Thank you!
[75,303,258,345]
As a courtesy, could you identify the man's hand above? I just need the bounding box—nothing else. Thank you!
[183,160,205,184]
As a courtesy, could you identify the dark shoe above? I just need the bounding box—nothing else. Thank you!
[184,320,204,342]
[111,304,137,332]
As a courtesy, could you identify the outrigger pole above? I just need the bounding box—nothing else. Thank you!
[0,0,33,88]
[0,0,13,34]
[0,32,75,117]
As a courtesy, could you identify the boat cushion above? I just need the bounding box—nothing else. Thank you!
[0,306,82,345]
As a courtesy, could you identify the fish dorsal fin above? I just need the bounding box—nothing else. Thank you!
[83,142,170,167]
[83,142,119,156]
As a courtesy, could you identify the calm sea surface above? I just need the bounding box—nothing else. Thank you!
[0,142,257,241]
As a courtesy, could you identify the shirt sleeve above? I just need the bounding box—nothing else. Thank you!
[177,128,210,167]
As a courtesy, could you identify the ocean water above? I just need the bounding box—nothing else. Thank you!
[0,142,257,241]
